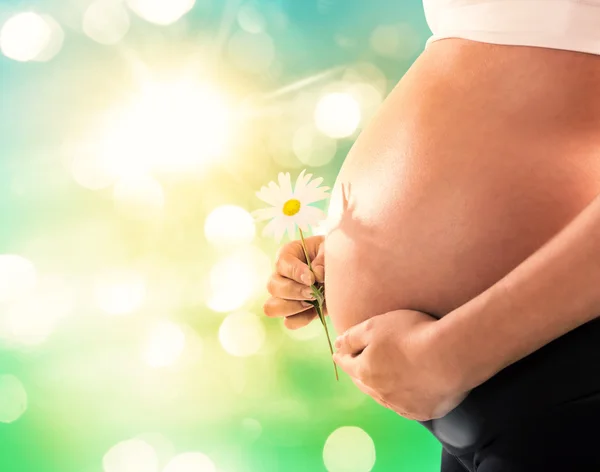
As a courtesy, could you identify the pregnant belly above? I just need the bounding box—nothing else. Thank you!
[324,39,600,336]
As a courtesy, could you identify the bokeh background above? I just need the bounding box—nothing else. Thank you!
[0,0,442,471]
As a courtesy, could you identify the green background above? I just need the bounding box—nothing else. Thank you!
[0,0,443,470]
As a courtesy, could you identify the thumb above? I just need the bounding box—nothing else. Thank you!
[312,240,325,283]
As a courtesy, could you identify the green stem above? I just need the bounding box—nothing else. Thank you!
[298,228,339,381]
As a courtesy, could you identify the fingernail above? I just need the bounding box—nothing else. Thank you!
[301,273,311,285]
[301,301,313,308]
[334,336,342,349]
[303,289,315,299]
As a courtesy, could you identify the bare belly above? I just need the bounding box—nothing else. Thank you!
[324,39,600,336]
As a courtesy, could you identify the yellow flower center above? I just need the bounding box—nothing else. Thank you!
[282,199,301,216]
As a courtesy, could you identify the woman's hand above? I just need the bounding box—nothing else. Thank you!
[263,235,326,330]
[333,310,471,421]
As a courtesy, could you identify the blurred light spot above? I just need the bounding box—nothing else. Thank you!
[241,417,263,441]
[0,255,37,304]
[334,33,357,49]
[103,438,159,472]
[219,311,266,357]
[284,317,323,341]
[135,433,175,467]
[228,31,275,73]
[163,452,217,472]
[293,125,337,167]
[204,205,256,248]
[207,246,271,313]
[266,127,303,169]
[370,23,421,59]
[126,0,195,25]
[237,2,265,33]
[69,144,117,190]
[113,175,165,220]
[0,12,52,62]
[346,83,384,125]
[99,80,231,178]
[143,321,186,368]
[3,276,74,346]
[0,375,27,423]
[33,15,64,62]
[314,93,361,139]
[323,426,376,472]
[94,270,146,315]
[4,299,55,346]
[83,0,130,45]
[343,63,387,95]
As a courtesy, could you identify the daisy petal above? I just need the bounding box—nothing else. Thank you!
[274,218,287,243]
[251,207,279,222]
[302,186,330,205]
[286,220,297,241]
[299,205,327,227]
[293,169,308,201]
[256,184,280,207]
[278,172,293,201]
[262,215,287,242]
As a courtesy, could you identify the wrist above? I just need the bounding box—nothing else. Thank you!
[429,287,513,393]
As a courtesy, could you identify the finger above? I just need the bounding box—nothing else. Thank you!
[334,319,372,356]
[284,310,318,330]
[263,297,314,318]
[352,378,414,419]
[332,352,361,378]
[267,273,316,301]
[351,377,393,410]
[312,241,325,283]
[275,252,314,286]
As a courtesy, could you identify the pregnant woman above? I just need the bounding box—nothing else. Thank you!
[263,1,600,470]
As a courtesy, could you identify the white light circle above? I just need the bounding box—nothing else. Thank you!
[143,321,186,368]
[103,439,159,472]
[342,63,387,95]
[218,311,266,357]
[93,270,146,316]
[83,0,131,45]
[323,426,376,472]
[98,81,231,177]
[293,125,337,167]
[0,375,27,423]
[163,452,217,472]
[314,93,361,139]
[5,299,56,346]
[113,175,165,220]
[0,12,52,62]
[237,2,265,33]
[227,31,275,73]
[0,255,37,304]
[126,0,195,25]
[69,145,117,190]
[33,15,64,62]
[370,23,421,59]
[2,275,75,346]
[207,246,271,313]
[204,205,256,248]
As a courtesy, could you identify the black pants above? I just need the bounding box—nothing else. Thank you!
[418,317,600,472]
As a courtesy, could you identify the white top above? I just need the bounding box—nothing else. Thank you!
[424,0,600,55]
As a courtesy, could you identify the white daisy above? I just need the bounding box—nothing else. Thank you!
[252,169,330,243]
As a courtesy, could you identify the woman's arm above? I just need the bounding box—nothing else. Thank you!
[434,191,600,393]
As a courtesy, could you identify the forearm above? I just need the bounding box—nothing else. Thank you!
[435,192,600,392]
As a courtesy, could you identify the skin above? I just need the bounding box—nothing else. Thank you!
[263,39,600,420]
